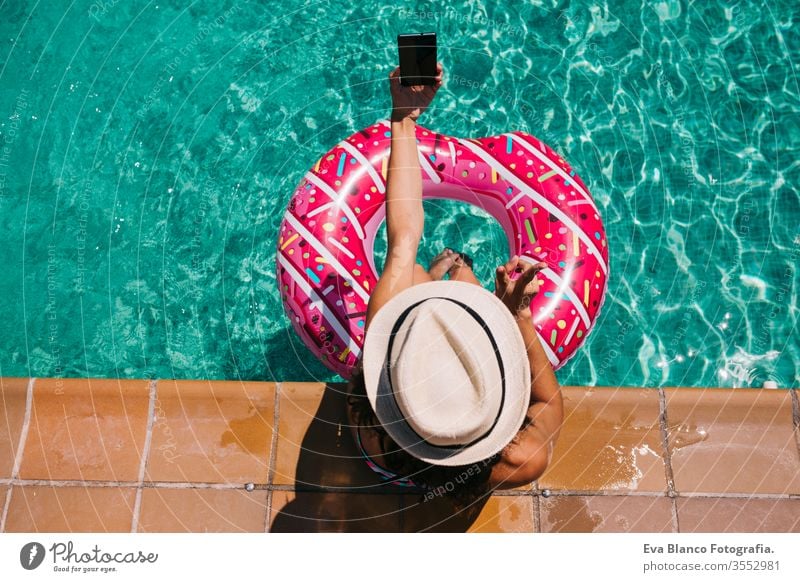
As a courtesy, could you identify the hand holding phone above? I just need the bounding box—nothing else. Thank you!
[388,61,443,123]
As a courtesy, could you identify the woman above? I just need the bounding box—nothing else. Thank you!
[346,62,563,507]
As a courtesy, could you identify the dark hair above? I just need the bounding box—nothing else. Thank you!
[346,367,501,509]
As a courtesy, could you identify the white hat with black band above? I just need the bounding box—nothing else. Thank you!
[362,280,531,466]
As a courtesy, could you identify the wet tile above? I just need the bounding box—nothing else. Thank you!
[540,495,674,532]
[0,378,29,478]
[665,388,800,494]
[0,485,8,531]
[137,487,269,532]
[399,492,490,532]
[399,494,534,533]
[20,378,150,481]
[538,387,667,492]
[678,497,800,532]
[274,382,392,489]
[273,383,325,486]
[269,490,402,532]
[146,380,275,484]
[401,494,535,533]
[467,496,535,532]
[275,383,525,492]
[4,486,136,532]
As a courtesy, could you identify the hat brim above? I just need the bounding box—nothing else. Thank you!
[362,280,531,467]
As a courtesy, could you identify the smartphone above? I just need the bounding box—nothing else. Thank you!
[398,32,437,86]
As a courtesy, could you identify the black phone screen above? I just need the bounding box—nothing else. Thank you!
[398,32,437,86]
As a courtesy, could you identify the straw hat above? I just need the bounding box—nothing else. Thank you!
[362,280,531,466]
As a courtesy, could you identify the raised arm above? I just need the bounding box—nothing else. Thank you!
[365,63,443,330]
[381,114,422,293]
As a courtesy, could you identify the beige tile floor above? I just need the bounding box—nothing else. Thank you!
[1,378,798,533]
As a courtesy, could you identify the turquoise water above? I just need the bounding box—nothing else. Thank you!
[0,0,797,387]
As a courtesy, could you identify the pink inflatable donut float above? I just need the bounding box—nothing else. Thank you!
[277,120,609,379]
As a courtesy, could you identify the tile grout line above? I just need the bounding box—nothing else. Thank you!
[8,378,35,479]
[658,387,680,532]
[531,478,540,533]
[263,382,281,533]
[5,479,255,489]
[0,377,36,533]
[671,495,680,533]
[492,489,537,496]
[130,379,158,533]
[0,476,795,498]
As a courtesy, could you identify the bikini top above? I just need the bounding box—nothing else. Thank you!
[353,423,422,489]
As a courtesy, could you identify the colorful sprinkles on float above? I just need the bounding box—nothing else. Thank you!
[277,120,610,378]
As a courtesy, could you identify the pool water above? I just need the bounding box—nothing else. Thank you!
[0,0,797,387]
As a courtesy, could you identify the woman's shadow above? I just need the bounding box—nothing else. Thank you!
[270,383,488,532]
